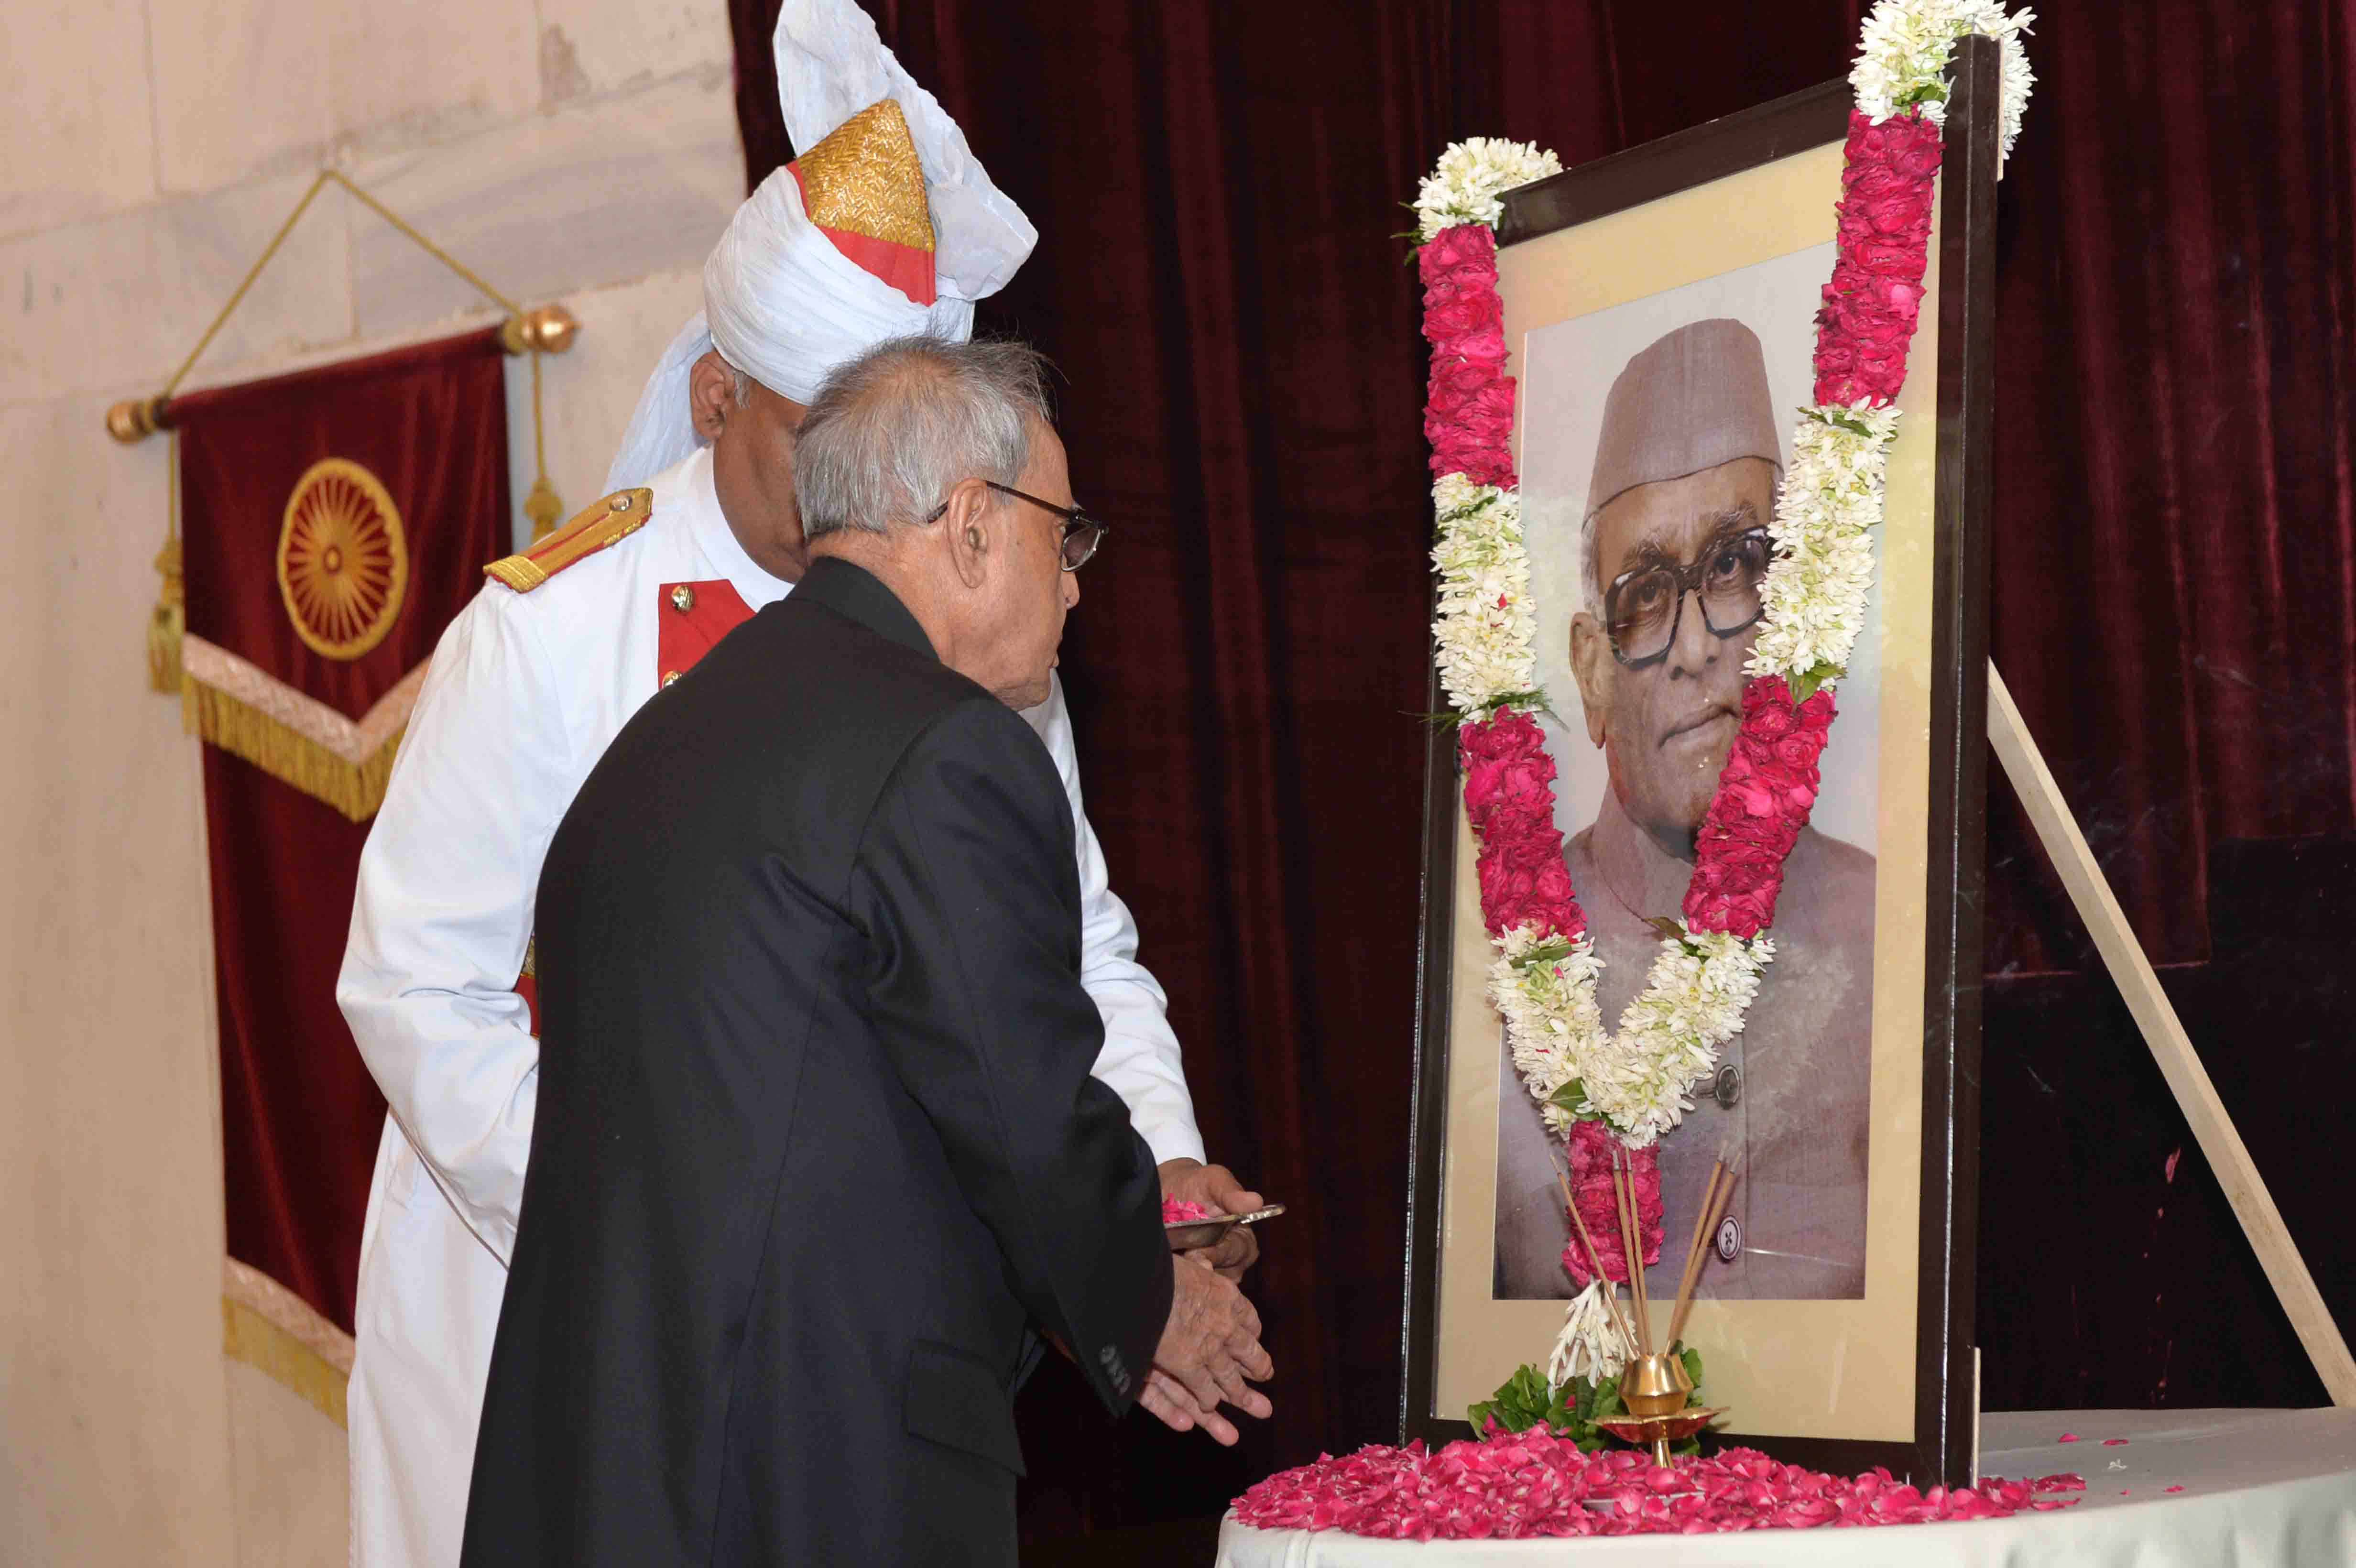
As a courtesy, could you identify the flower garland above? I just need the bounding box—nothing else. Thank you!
[1418,0,2035,1380]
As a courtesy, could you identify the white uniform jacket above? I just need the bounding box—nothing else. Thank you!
[337,446,1201,1568]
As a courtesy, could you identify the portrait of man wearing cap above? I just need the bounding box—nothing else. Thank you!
[1494,316,1877,1304]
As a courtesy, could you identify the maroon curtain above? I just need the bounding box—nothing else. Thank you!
[731,0,2356,1540]
[178,330,512,1330]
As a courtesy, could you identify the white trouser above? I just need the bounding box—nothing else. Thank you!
[347,1117,507,1568]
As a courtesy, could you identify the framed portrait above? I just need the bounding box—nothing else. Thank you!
[1402,42,2000,1486]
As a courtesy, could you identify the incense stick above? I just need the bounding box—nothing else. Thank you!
[1611,1156,1637,1352]
[1667,1166,1723,1347]
[1667,1158,1741,1351]
[1548,1149,1636,1351]
[1611,1154,1652,1353]
[1665,1157,1727,1350]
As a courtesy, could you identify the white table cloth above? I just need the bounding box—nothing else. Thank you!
[1216,1408,2356,1567]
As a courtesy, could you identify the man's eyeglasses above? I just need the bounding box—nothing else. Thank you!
[1603,525,1772,668]
[922,482,1109,572]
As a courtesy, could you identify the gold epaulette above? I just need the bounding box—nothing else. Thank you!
[484,488,653,591]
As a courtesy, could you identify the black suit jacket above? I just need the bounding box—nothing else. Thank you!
[460,558,1173,1566]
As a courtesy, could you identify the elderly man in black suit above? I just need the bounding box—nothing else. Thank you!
[461,336,1272,1566]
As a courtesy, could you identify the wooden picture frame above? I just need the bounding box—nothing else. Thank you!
[1400,39,1999,1487]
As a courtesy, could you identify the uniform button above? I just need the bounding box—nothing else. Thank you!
[1713,1064,1742,1108]
[1716,1216,1743,1263]
[662,670,682,687]
[611,492,633,512]
[669,583,696,613]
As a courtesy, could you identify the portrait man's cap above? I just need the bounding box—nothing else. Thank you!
[602,0,1036,492]
[1586,319,1782,516]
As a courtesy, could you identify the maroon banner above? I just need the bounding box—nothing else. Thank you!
[177,329,510,1330]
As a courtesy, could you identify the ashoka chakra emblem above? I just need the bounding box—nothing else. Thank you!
[278,458,408,660]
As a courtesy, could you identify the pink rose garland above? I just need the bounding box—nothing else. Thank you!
[1418,105,1941,1295]
[1557,1119,1663,1290]
[1459,710,1582,942]
[1813,109,1945,408]
[1682,676,1839,939]
[1418,224,1517,489]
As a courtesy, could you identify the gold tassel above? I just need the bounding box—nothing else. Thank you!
[524,347,563,540]
[151,432,185,694]
[180,675,404,822]
[524,476,564,541]
[148,538,185,694]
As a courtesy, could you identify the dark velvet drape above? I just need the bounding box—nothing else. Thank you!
[730,0,2356,1546]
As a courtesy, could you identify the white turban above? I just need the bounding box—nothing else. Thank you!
[603,0,1036,493]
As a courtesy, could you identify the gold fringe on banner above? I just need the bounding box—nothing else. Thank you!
[222,1258,352,1428]
[182,678,403,821]
[176,634,426,822]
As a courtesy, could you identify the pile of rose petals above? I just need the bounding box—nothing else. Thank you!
[1162,1197,1218,1223]
[1231,1428,2084,1540]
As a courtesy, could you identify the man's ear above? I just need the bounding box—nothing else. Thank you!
[938,477,996,591]
[1569,611,1613,749]
[687,350,735,442]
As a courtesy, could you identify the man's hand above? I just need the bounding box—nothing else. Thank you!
[1144,1255,1273,1445]
[1159,1157,1263,1281]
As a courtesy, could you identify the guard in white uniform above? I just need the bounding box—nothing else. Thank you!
[338,4,1232,1563]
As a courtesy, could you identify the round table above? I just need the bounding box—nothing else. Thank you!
[1215,1408,2356,1567]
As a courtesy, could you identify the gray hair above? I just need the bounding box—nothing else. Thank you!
[722,356,755,409]
[792,335,1056,540]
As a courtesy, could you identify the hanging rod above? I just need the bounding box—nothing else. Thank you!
[106,168,580,444]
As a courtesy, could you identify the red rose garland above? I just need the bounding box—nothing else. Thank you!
[1458,709,1581,941]
[1682,676,1840,939]
[1814,110,1946,407]
[1419,117,1947,1286]
[1419,224,1517,488]
[1558,1120,1663,1289]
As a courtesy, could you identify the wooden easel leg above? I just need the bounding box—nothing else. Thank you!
[1986,662,2356,1405]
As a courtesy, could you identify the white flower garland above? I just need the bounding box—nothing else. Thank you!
[1550,1276,1635,1385]
[1747,404,1904,686]
[1490,923,1774,1150]
[1429,476,1538,714]
[1414,138,1564,242]
[1852,1,2038,171]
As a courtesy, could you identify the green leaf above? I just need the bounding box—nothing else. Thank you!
[1788,661,1842,705]
[1808,406,1879,437]
[1512,938,1574,973]
[1481,691,1549,720]
[1642,915,1687,943]
[1408,708,1464,732]
[1546,1079,1595,1119]
[1469,1362,1566,1435]
[1680,1346,1704,1394]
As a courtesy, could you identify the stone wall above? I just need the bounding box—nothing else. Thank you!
[0,2,740,1559]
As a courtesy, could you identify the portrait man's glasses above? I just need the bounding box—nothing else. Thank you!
[1603,525,1772,668]
[925,483,1110,571]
